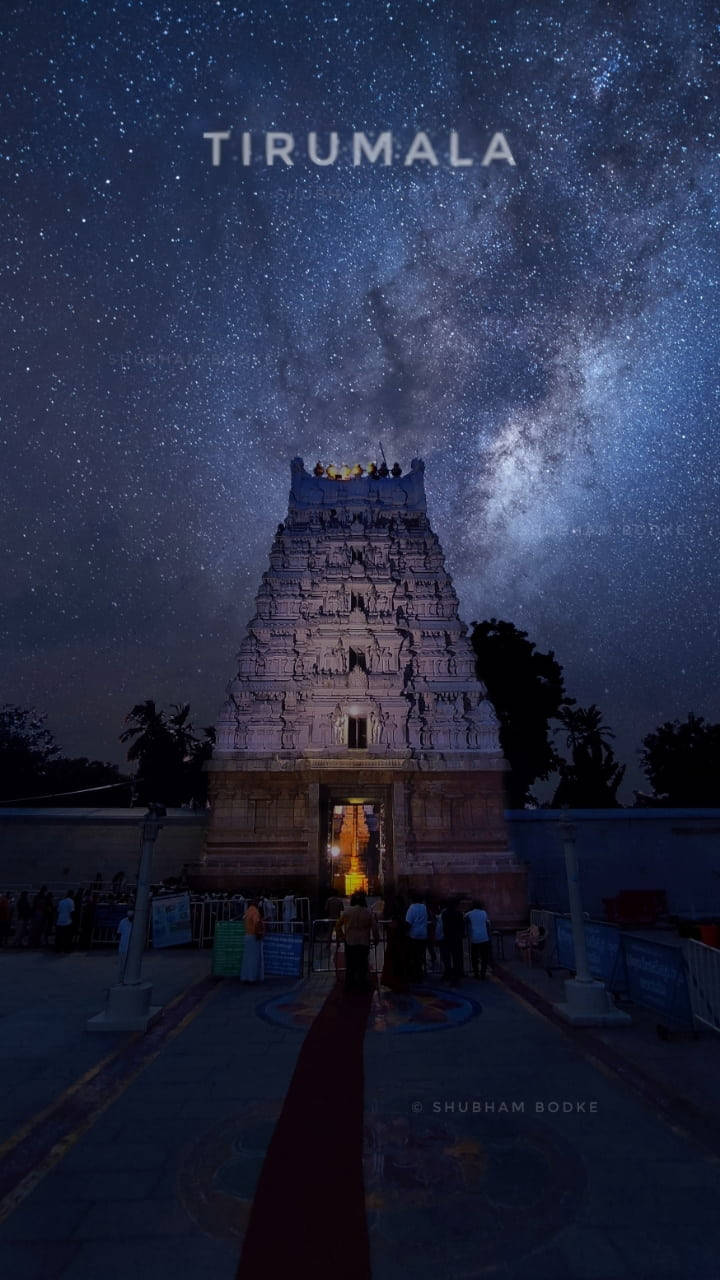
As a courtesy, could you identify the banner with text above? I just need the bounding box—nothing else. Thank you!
[152,892,192,948]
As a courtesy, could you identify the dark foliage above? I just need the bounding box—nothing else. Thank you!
[470,619,572,808]
[553,704,625,808]
[640,713,720,807]
[120,700,214,807]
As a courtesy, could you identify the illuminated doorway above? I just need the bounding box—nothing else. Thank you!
[326,797,386,896]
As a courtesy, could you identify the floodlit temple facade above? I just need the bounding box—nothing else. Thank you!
[198,456,527,922]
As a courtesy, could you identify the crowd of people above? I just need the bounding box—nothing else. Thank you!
[329,890,492,995]
[0,883,493,999]
[0,886,118,952]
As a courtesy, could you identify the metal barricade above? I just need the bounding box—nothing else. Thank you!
[309,918,387,976]
[310,918,337,972]
[684,937,720,1034]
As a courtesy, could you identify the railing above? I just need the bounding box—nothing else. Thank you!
[528,909,697,1027]
[310,918,390,975]
[3,893,313,951]
[684,938,720,1035]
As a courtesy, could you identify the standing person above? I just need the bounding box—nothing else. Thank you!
[336,891,379,994]
[405,895,430,981]
[29,887,48,947]
[435,900,447,977]
[54,891,75,953]
[79,894,97,949]
[12,892,31,947]
[325,892,344,918]
[282,893,296,934]
[0,892,11,946]
[259,895,277,927]
[440,898,465,984]
[425,901,438,973]
[380,902,412,993]
[324,891,345,935]
[116,908,134,980]
[41,892,56,947]
[466,900,492,979]
[241,900,265,983]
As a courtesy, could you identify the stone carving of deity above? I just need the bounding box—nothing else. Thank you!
[478,697,499,726]
[331,705,344,745]
[369,637,381,672]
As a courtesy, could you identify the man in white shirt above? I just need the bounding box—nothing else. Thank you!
[54,892,75,953]
[405,896,430,981]
[465,900,492,979]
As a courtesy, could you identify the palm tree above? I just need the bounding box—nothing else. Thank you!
[553,704,625,808]
[120,700,181,806]
[120,700,168,763]
[120,701,215,807]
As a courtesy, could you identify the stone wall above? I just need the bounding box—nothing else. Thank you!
[0,809,207,889]
[509,809,720,918]
[5,807,717,919]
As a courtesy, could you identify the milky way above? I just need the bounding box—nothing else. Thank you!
[2,0,719,795]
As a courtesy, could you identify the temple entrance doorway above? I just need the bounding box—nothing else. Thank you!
[321,787,388,897]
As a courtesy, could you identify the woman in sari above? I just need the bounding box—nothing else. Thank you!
[241,899,265,983]
[380,901,412,993]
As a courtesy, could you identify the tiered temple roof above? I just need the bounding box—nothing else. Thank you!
[215,456,501,760]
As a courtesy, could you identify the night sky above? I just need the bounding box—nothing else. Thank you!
[3,0,719,798]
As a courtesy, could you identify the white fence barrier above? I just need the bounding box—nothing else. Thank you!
[684,938,720,1035]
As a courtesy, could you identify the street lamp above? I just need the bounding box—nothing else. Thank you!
[87,803,166,1033]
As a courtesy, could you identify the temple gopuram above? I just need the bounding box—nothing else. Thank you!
[197,456,527,923]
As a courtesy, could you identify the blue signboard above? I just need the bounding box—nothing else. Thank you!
[263,932,304,977]
[555,918,627,992]
[555,917,576,971]
[622,937,693,1027]
[152,892,192,948]
[554,917,693,1026]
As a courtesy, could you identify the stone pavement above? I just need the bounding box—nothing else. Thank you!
[0,949,719,1278]
[498,952,720,1145]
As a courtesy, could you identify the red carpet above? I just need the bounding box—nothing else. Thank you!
[237,983,373,1279]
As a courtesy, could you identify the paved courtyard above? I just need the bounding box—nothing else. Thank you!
[0,948,719,1278]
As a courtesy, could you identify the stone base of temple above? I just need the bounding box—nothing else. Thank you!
[194,753,529,926]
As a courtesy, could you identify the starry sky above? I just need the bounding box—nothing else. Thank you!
[2,0,719,799]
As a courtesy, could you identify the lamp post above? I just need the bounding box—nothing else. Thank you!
[87,804,165,1033]
[554,817,631,1027]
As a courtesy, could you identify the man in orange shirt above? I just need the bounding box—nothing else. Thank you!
[336,892,379,993]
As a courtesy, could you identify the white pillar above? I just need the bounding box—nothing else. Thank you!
[554,819,631,1027]
[87,805,165,1032]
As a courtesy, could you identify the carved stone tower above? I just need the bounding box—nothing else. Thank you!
[199,456,527,922]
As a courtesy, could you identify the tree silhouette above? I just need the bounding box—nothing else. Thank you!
[120,700,183,805]
[0,705,125,804]
[553,704,625,808]
[120,700,214,807]
[0,705,59,801]
[470,619,571,807]
[640,713,720,807]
